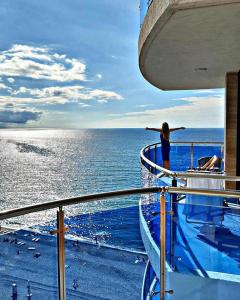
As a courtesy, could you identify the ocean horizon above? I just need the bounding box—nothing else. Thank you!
[0,128,224,249]
[0,128,224,209]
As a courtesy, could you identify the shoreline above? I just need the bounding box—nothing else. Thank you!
[0,228,146,300]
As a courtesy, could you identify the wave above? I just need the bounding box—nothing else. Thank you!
[65,233,147,255]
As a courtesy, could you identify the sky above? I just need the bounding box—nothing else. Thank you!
[0,0,224,129]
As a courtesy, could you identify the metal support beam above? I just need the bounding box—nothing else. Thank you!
[57,207,66,300]
[170,178,177,270]
[225,72,240,189]
[237,70,240,190]
[190,143,194,169]
[160,191,166,300]
[154,145,157,175]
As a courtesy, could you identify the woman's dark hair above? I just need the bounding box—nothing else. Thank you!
[162,122,169,138]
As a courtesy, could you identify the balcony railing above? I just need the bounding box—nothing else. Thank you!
[1,185,240,300]
[140,141,240,299]
[140,187,240,299]
[140,141,229,180]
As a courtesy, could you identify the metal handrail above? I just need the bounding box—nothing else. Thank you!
[1,186,240,300]
[0,187,160,221]
[1,186,240,221]
[146,141,223,148]
[0,186,240,220]
[167,186,240,199]
[140,147,175,177]
[172,141,223,145]
[140,143,240,181]
[140,147,239,180]
[174,172,240,181]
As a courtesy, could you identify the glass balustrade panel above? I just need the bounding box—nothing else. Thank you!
[143,144,223,173]
[59,197,147,299]
[170,196,240,277]
[0,209,58,300]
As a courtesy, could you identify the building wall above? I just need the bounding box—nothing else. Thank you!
[225,72,239,189]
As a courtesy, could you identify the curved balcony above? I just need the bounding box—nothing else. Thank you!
[139,0,240,90]
[0,182,240,299]
[142,260,159,299]
[139,141,240,299]
[141,141,224,177]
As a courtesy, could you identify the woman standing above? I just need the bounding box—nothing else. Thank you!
[145,122,185,169]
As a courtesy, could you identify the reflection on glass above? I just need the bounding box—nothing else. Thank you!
[171,199,240,276]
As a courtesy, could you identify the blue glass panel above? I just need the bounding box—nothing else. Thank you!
[170,145,222,171]
[0,221,58,299]
[156,146,162,167]
[140,169,240,279]
[172,200,240,276]
[143,144,223,172]
[63,200,146,299]
[171,145,191,170]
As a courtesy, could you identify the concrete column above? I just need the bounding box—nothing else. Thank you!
[225,72,240,190]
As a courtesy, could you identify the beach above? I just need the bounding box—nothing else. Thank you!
[0,229,146,300]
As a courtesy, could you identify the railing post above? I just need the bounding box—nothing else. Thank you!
[154,145,157,175]
[170,178,177,270]
[190,143,194,169]
[12,283,17,300]
[160,190,166,300]
[147,147,151,173]
[57,207,66,300]
[220,144,224,170]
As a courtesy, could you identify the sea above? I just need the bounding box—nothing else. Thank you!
[0,128,223,251]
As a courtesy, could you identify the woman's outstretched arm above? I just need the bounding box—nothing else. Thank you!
[145,127,162,133]
[170,127,186,132]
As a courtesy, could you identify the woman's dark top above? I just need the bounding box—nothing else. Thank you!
[160,133,170,161]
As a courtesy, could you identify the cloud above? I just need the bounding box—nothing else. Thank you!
[0,44,123,112]
[0,95,42,105]
[194,89,216,94]
[0,109,42,125]
[89,89,123,100]
[0,44,86,82]
[108,110,152,117]
[0,83,9,90]
[4,103,14,108]
[10,85,123,104]
[0,44,124,126]
[137,104,153,108]
[125,111,152,116]
[7,77,15,84]
[13,85,86,100]
[79,103,91,108]
[194,89,224,95]
[103,96,224,128]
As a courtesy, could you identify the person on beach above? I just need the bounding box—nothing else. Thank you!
[73,279,79,290]
[145,122,185,169]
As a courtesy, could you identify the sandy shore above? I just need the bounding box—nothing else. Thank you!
[0,229,146,299]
